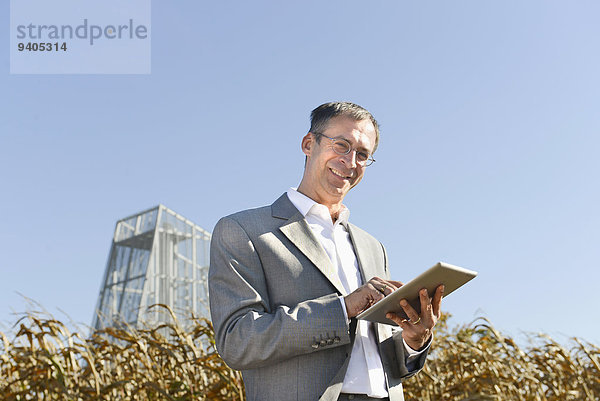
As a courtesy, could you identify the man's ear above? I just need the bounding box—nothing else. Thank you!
[301,133,313,156]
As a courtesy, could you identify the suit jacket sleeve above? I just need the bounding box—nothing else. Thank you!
[209,216,352,371]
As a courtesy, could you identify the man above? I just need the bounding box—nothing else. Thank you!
[209,102,444,401]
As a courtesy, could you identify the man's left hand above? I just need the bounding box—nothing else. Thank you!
[386,284,444,351]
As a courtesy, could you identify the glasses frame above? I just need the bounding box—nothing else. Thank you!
[313,132,376,167]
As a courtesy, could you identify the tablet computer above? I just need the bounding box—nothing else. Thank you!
[356,262,477,326]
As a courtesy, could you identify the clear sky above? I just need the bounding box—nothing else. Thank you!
[2,1,599,344]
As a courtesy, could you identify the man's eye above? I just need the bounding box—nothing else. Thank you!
[356,152,369,161]
[333,141,350,153]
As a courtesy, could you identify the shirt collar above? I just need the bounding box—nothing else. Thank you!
[286,188,350,227]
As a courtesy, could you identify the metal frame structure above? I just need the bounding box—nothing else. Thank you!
[92,205,211,331]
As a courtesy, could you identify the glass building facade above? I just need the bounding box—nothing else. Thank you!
[92,205,211,331]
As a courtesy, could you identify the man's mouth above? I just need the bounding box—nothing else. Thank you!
[330,167,352,179]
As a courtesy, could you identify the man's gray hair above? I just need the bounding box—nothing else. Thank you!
[310,101,380,153]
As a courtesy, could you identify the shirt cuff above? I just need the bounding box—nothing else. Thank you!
[403,334,433,358]
[338,296,350,324]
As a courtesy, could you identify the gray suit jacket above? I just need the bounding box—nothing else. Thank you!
[209,194,428,401]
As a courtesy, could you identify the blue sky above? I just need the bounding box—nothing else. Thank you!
[2,1,599,344]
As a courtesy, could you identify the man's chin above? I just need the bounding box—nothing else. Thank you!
[328,187,351,201]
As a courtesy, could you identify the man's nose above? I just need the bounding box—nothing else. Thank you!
[340,150,358,168]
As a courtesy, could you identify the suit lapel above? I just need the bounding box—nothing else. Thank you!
[347,223,378,283]
[272,194,347,295]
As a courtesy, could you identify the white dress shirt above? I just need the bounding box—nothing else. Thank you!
[286,188,425,398]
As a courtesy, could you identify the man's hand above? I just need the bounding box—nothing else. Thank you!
[344,277,403,318]
[386,285,444,351]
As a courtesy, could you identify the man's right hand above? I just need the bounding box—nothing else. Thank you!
[344,277,403,318]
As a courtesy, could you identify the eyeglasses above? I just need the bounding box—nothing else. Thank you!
[313,133,376,166]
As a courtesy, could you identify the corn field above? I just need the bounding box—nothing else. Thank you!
[403,315,600,400]
[1,307,598,400]
[0,305,243,401]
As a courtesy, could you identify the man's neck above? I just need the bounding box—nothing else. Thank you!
[327,204,343,223]
[295,187,344,223]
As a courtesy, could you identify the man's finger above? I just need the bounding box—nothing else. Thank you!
[399,298,420,322]
[387,280,404,288]
[419,288,432,317]
[378,280,400,294]
[386,312,411,329]
[432,284,444,317]
[368,280,387,296]
[365,284,385,302]
[368,278,388,292]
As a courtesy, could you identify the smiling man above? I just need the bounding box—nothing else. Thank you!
[209,102,443,401]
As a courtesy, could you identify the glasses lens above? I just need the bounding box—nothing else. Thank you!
[331,139,351,155]
[355,151,370,163]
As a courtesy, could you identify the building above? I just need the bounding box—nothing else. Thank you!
[92,205,211,331]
